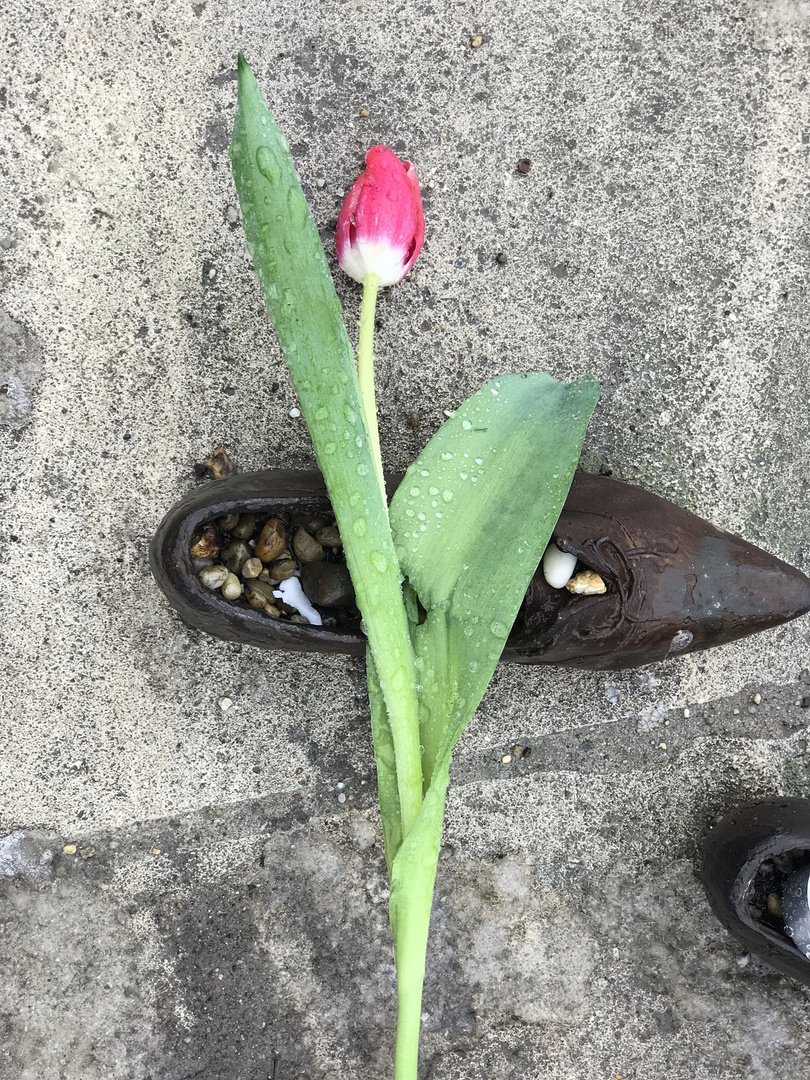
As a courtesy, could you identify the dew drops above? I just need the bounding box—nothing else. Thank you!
[442,489,454,502]
[370,551,387,573]
[459,472,469,480]
[356,463,369,476]
[417,512,426,521]
[353,518,368,537]
[428,486,439,496]
[490,620,508,637]
[323,442,337,456]
[410,486,421,497]
[462,419,472,430]
[344,404,357,425]
[349,490,362,507]
[315,406,329,422]
[464,626,475,638]
[440,451,454,461]
[475,458,483,466]
[420,469,430,477]
[355,435,364,448]
[405,508,415,517]
[256,145,281,184]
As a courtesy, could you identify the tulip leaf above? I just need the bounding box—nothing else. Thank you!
[230,55,424,849]
[389,371,599,783]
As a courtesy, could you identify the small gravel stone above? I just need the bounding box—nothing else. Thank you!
[222,540,252,575]
[501,754,512,764]
[221,572,242,600]
[244,579,278,604]
[752,693,762,705]
[767,891,782,917]
[245,589,268,610]
[62,844,77,855]
[315,525,342,548]
[292,527,324,563]
[566,570,607,595]
[254,518,287,562]
[290,614,310,624]
[300,561,355,608]
[289,407,301,418]
[206,447,237,478]
[217,512,239,531]
[218,697,232,712]
[241,557,263,579]
[190,524,220,559]
[517,158,532,174]
[79,846,96,859]
[225,205,239,223]
[198,564,229,590]
[231,513,257,539]
[470,34,483,47]
[270,558,296,581]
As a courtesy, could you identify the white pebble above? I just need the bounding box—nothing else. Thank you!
[273,577,322,626]
[199,564,228,590]
[241,558,263,579]
[221,572,242,600]
[289,407,301,418]
[218,697,232,713]
[542,542,578,589]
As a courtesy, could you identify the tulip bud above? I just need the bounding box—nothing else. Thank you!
[336,146,425,287]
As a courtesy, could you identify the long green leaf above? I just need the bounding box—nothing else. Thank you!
[390,371,599,782]
[230,55,423,844]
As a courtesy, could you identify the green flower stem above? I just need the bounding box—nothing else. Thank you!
[389,765,450,1080]
[358,271,384,497]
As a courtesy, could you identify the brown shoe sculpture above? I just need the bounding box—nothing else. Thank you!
[149,470,810,670]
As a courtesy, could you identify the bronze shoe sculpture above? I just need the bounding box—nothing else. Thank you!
[702,799,810,986]
[149,470,810,670]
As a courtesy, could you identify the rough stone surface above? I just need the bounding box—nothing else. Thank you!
[1,1,810,1078]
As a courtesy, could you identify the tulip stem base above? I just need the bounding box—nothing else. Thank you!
[358,272,385,498]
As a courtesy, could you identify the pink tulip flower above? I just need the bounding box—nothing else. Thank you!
[336,146,425,287]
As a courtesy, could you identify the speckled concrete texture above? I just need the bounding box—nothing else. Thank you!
[1,1,810,1078]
